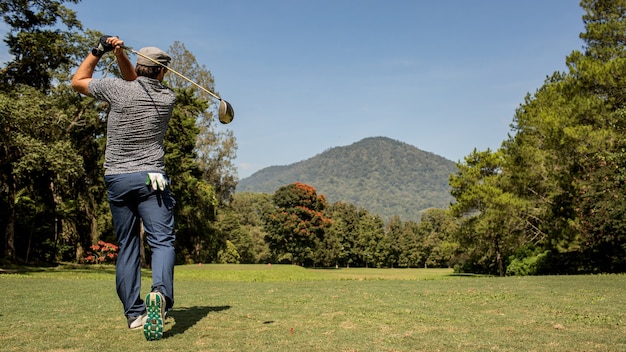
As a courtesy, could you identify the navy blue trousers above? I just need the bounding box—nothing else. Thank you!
[105,172,176,318]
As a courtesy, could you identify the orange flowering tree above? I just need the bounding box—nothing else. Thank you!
[264,182,332,266]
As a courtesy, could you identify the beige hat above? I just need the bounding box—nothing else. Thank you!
[137,47,171,67]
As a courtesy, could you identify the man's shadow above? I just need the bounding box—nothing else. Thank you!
[164,305,231,338]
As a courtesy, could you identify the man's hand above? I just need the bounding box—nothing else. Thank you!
[109,37,126,56]
[92,35,116,57]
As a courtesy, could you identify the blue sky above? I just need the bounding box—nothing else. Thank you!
[4,1,586,179]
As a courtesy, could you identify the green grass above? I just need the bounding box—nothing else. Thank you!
[1,264,625,351]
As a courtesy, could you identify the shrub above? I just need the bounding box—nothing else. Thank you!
[82,241,119,264]
[506,250,550,276]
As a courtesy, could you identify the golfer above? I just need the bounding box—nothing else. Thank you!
[72,35,175,341]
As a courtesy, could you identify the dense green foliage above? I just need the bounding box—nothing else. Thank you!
[0,0,82,90]
[237,136,457,222]
[448,0,626,275]
[264,182,332,266]
[225,189,458,269]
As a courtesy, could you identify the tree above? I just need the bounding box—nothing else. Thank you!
[313,224,342,267]
[0,1,113,262]
[217,240,241,264]
[450,149,530,276]
[264,182,332,266]
[502,73,597,272]
[579,0,626,61]
[498,0,626,273]
[572,151,626,272]
[167,41,238,205]
[229,192,273,263]
[325,201,368,267]
[165,88,220,264]
[0,0,82,90]
[417,208,459,268]
[398,220,422,268]
[216,208,256,264]
[567,0,626,272]
[356,213,386,268]
[383,215,404,268]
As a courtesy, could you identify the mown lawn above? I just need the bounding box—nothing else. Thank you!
[1,264,624,351]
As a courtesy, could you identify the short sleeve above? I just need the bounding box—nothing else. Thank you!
[88,78,122,103]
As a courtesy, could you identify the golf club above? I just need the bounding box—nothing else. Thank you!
[120,45,234,124]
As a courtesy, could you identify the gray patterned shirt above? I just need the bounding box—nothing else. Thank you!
[88,76,176,176]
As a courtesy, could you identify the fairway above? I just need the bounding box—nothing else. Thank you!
[1,265,625,351]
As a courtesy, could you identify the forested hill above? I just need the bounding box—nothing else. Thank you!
[236,137,457,221]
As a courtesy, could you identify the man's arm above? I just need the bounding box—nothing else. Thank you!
[71,52,99,96]
[111,37,137,81]
[71,36,136,96]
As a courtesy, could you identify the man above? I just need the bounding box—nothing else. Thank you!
[72,35,175,341]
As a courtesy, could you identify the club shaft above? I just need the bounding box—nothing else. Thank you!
[120,45,222,102]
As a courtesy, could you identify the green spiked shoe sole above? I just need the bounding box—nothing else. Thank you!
[144,292,164,341]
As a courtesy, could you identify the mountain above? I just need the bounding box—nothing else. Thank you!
[236,137,457,222]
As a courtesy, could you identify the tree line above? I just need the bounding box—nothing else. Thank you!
[220,185,458,269]
[2,0,626,276]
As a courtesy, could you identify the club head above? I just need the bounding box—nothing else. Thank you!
[218,100,235,124]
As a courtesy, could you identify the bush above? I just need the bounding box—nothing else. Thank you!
[506,250,550,276]
[82,241,118,264]
[217,240,241,264]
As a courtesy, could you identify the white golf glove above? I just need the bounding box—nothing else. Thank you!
[146,173,169,191]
